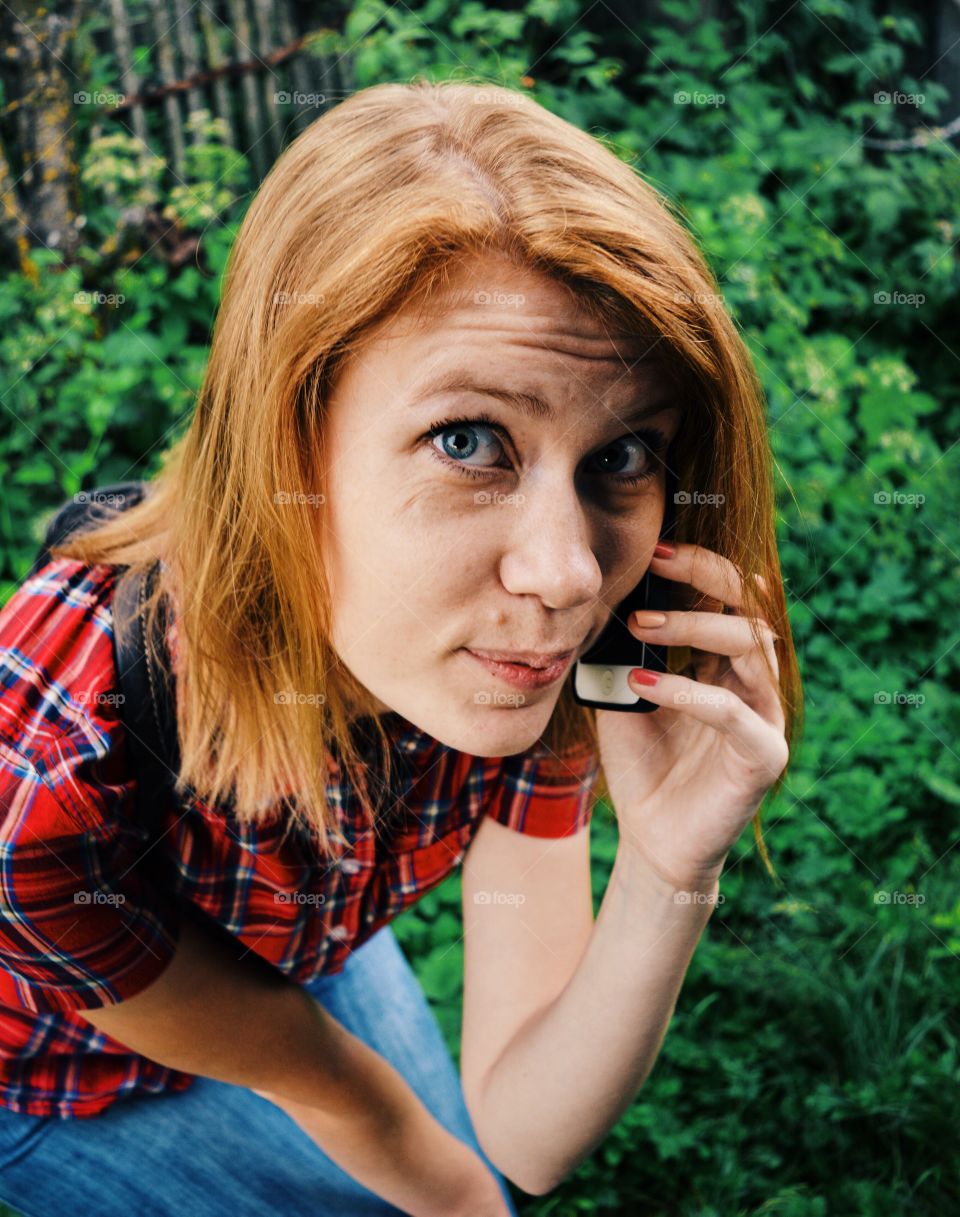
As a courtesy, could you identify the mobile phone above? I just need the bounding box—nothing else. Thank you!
[572,467,679,712]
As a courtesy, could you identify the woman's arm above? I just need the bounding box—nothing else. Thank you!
[463,541,787,1196]
[79,905,510,1217]
[462,830,715,1195]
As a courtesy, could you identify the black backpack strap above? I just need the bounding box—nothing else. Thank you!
[112,560,181,835]
[26,480,181,835]
[27,482,149,581]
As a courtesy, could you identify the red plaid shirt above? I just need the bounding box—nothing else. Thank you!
[0,558,599,1118]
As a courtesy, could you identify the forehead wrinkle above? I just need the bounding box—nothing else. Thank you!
[405,367,679,430]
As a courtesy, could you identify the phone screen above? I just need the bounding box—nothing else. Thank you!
[572,466,679,712]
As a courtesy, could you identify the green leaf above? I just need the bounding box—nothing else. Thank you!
[12,458,56,486]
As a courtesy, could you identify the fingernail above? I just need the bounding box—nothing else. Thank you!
[630,668,660,686]
[654,540,675,559]
[633,610,666,628]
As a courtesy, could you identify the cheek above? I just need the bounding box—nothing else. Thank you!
[594,498,664,592]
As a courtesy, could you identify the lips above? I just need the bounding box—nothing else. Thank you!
[464,649,577,691]
[467,648,576,670]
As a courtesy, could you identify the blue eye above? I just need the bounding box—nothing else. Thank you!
[428,418,506,475]
[591,437,664,482]
[423,413,669,487]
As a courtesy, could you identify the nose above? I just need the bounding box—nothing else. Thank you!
[498,474,602,610]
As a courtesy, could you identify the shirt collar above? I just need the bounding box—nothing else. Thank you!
[356,711,440,769]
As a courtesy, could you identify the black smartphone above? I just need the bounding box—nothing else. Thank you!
[572,466,679,712]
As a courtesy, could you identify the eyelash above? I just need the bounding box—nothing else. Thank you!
[423,412,670,487]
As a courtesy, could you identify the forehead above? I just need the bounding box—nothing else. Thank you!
[351,255,671,403]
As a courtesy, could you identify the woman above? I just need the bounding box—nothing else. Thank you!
[0,78,801,1215]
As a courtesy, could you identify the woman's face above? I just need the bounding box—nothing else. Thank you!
[321,253,684,757]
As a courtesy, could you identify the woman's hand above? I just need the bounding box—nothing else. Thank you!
[594,540,790,892]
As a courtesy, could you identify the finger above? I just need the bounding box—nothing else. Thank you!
[649,542,767,613]
[629,608,778,658]
[727,646,786,729]
[630,606,781,708]
[627,668,790,781]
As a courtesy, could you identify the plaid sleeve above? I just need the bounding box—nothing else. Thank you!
[0,732,182,1016]
[485,742,600,838]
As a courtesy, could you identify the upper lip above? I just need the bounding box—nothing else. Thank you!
[467,647,578,669]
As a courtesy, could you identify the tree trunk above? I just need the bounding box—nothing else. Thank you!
[197,2,240,148]
[251,0,283,162]
[148,0,186,176]
[108,0,150,151]
[227,0,268,180]
[8,0,81,257]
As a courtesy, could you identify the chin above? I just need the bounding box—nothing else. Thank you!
[452,700,551,756]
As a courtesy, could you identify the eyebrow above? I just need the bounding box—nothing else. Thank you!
[406,371,679,425]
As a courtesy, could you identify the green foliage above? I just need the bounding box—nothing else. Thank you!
[344,0,958,1210]
[0,114,247,600]
[2,0,958,1213]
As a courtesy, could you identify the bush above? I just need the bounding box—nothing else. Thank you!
[2,1,957,1213]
